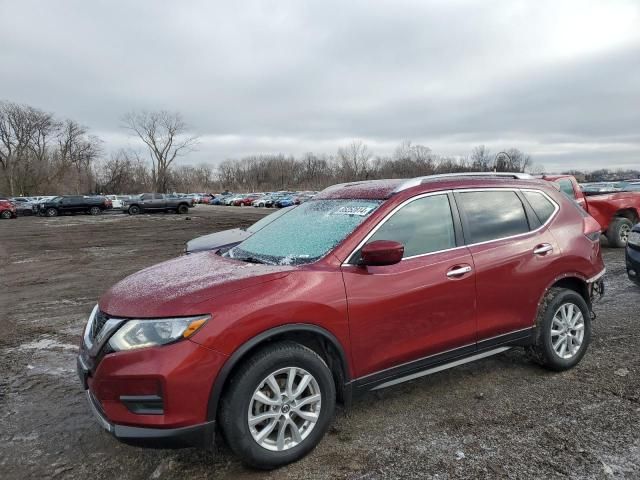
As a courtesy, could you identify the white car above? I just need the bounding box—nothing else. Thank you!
[105,195,132,209]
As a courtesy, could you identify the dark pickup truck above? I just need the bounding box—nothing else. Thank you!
[123,193,192,215]
[37,196,112,217]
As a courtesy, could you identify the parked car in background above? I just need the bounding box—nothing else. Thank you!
[105,195,132,209]
[78,172,605,468]
[184,206,295,254]
[37,195,112,217]
[252,192,293,208]
[274,195,295,208]
[626,222,640,285]
[210,194,233,205]
[225,194,245,206]
[0,198,17,219]
[123,193,192,215]
[251,194,272,208]
[233,193,262,206]
[294,193,316,205]
[544,174,640,247]
[9,197,37,216]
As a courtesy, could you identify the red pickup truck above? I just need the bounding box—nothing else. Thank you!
[544,175,640,247]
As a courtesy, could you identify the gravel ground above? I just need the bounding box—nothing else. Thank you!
[0,206,638,480]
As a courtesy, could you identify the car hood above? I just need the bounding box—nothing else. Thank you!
[99,251,294,318]
[186,228,251,253]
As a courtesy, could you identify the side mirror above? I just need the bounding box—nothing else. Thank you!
[359,240,404,267]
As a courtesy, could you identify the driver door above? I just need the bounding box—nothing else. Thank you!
[341,193,477,381]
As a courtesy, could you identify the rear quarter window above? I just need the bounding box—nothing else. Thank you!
[457,190,530,244]
[522,191,557,224]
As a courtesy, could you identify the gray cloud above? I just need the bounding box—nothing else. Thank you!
[1,0,639,172]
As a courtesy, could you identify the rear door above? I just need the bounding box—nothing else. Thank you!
[342,193,477,380]
[454,189,559,344]
[153,193,166,209]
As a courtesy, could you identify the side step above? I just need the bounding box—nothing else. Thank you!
[371,347,511,391]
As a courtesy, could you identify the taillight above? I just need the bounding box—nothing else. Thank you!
[583,215,601,242]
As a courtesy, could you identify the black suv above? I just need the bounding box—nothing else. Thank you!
[37,196,111,217]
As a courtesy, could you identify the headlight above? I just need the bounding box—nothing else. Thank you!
[628,231,640,247]
[108,315,210,351]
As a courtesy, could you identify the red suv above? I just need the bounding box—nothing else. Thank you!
[0,198,17,219]
[78,173,605,468]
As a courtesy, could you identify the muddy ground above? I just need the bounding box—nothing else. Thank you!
[0,206,638,479]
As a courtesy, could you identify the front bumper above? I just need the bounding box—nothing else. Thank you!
[77,333,228,449]
[626,245,640,285]
[84,389,215,449]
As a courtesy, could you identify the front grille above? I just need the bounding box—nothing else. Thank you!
[91,310,110,340]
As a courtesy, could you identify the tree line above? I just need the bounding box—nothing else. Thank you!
[1,99,547,196]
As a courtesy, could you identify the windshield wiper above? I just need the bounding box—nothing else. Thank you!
[238,256,272,265]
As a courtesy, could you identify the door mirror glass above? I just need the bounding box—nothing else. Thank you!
[360,240,404,266]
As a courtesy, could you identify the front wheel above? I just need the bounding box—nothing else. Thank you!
[606,217,633,248]
[220,342,335,469]
[89,206,101,215]
[45,207,58,217]
[0,210,12,219]
[128,205,140,215]
[177,204,189,214]
[527,287,591,371]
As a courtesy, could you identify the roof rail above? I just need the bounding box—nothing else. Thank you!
[393,172,535,193]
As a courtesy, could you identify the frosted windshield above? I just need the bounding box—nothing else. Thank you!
[227,199,381,265]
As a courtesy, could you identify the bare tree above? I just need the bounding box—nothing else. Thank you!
[0,101,57,195]
[337,140,371,181]
[123,110,199,192]
[470,145,492,171]
[56,119,102,193]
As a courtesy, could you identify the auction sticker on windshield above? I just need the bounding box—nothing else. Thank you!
[332,206,375,216]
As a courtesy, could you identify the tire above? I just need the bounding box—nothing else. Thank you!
[526,287,591,371]
[177,204,189,214]
[128,205,140,215]
[88,206,101,215]
[220,342,336,469]
[45,207,58,217]
[0,210,11,219]
[606,217,633,248]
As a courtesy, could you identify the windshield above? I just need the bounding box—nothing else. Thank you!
[246,206,294,233]
[227,199,381,265]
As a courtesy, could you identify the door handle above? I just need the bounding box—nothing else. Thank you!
[533,243,553,255]
[446,265,472,278]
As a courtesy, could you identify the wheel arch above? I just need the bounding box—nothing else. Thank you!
[207,323,351,422]
[536,275,591,325]
[613,208,639,224]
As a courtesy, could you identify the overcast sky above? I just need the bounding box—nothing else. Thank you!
[1,0,639,172]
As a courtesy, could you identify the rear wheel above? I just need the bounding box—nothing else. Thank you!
[527,287,591,371]
[177,204,189,214]
[220,342,335,469]
[0,210,12,219]
[128,205,140,215]
[89,206,101,215]
[606,217,633,248]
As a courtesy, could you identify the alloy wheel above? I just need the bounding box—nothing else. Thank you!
[550,303,585,359]
[620,223,631,244]
[248,367,322,452]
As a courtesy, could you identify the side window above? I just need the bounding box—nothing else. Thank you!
[522,191,556,224]
[153,194,164,200]
[457,191,530,244]
[555,179,575,198]
[141,194,153,200]
[363,194,456,258]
